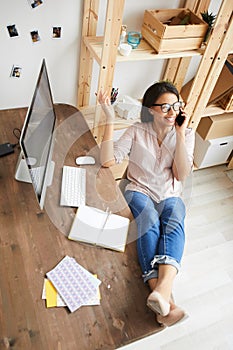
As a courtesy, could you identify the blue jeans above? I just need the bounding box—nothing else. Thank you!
[124,190,186,283]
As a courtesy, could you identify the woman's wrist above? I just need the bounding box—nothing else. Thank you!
[103,107,115,123]
[104,118,114,127]
[176,130,186,142]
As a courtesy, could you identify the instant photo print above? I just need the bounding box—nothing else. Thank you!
[7,25,19,38]
[30,30,41,43]
[10,65,22,78]
[28,0,43,9]
[52,27,62,39]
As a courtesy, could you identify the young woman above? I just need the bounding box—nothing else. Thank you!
[98,81,195,326]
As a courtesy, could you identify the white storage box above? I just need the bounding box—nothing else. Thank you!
[114,95,141,120]
[194,132,233,168]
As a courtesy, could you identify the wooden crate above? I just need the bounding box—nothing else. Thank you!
[141,8,208,53]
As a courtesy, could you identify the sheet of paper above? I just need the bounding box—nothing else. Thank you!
[82,274,101,306]
[46,256,101,312]
[44,279,66,307]
[45,279,58,307]
[42,274,101,308]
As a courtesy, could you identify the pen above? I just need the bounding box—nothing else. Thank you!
[100,207,111,233]
[111,88,119,104]
[96,207,112,246]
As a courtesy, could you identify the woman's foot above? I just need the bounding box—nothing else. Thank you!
[157,306,188,327]
[147,291,170,316]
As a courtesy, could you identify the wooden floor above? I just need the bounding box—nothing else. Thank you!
[120,164,233,350]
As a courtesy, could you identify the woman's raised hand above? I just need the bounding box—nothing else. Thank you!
[98,90,110,105]
[98,90,115,122]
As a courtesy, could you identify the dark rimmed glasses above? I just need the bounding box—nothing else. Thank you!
[152,101,183,113]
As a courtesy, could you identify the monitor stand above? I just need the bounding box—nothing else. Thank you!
[15,152,55,186]
[15,152,31,183]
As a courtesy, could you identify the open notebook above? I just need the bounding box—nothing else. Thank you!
[68,205,130,252]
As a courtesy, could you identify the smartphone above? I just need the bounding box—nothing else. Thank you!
[176,109,185,126]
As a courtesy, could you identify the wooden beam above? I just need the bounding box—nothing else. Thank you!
[189,12,233,129]
[97,0,125,94]
[184,0,233,128]
[174,57,192,92]
[162,57,192,92]
[185,0,200,12]
[77,0,99,107]
[227,155,233,169]
[163,58,181,82]
[184,0,210,15]
[93,0,125,142]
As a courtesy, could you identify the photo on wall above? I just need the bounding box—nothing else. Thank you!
[10,65,22,78]
[28,0,43,9]
[7,24,19,38]
[30,30,41,43]
[52,26,62,39]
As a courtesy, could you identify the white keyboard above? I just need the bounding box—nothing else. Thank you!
[60,166,86,207]
[30,166,45,194]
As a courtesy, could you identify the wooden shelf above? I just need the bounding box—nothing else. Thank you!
[80,104,140,131]
[84,36,204,64]
[202,104,233,117]
[78,0,233,160]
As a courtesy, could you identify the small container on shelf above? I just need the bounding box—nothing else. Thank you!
[118,43,132,56]
[127,31,142,49]
[119,24,127,44]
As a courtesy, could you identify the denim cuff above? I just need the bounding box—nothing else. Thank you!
[151,255,180,273]
[142,269,159,283]
[142,255,180,283]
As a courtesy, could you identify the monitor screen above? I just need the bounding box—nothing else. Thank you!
[16,59,56,209]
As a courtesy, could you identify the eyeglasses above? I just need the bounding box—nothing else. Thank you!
[152,101,183,113]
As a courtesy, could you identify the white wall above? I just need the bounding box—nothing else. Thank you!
[0,0,83,110]
[0,0,221,110]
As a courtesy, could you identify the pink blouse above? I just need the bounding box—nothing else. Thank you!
[114,122,195,203]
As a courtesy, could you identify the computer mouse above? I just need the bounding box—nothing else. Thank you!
[76,156,95,165]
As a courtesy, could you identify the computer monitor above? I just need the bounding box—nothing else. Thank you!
[15,59,56,210]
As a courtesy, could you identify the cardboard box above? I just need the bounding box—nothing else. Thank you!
[217,55,233,110]
[181,55,233,106]
[141,8,208,53]
[218,90,233,111]
[209,60,233,105]
[196,114,233,140]
[114,95,141,120]
[194,133,233,168]
[180,78,193,103]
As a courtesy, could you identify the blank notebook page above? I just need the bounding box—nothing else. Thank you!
[68,205,129,252]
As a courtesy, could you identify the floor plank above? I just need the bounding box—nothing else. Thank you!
[120,165,233,350]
